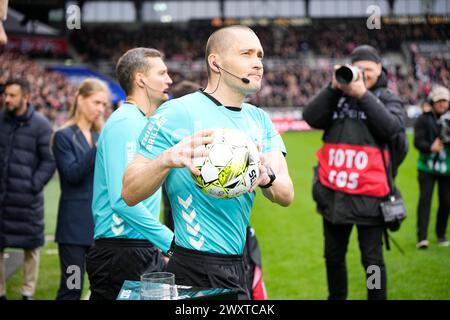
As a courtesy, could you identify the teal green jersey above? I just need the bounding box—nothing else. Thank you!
[92,103,174,253]
[418,146,450,176]
[138,91,286,255]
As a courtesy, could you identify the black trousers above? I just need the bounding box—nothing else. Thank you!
[167,245,249,300]
[242,226,262,299]
[163,190,174,232]
[323,219,387,300]
[56,243,90,300]
[417,171,450,241]
[86,238,166,300]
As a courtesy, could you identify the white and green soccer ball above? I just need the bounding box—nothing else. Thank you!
[192,128,260,199]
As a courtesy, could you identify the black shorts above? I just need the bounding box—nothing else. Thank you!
[86,238,166,300]
[167,245,250,300]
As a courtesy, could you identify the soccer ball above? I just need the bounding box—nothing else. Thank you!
[192,128,260,199]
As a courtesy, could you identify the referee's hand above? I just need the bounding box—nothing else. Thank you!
[162,129,214,176]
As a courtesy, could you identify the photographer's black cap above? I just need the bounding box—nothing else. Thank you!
[351,45,381,64]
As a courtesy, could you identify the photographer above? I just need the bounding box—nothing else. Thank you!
[414,86,450,248]
[303,45,408,300]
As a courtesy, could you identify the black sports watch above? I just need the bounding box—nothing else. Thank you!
[165,237,175,257]
[260,165,276,189]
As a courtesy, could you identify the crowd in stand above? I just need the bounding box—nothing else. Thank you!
[69,21,450,61]
[1,52,449,122]
[67,21,450,108]
[2,21,450,123]
[168,58,450,109]
[0,52,77,126]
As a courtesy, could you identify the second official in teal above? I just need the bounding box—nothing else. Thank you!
[87,48,174,300]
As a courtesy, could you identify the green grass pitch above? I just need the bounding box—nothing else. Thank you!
[5,131,450,299]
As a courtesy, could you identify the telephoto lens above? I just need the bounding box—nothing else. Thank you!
[440,112,450,145]
[335,65,360,84]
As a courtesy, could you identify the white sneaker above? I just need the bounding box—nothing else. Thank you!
[437,239,449,247]
[416,240,429,249]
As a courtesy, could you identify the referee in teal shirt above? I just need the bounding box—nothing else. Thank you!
[86,48,174,300]
[122,26,295,299]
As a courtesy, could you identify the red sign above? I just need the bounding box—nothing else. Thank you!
[317,143,389,197]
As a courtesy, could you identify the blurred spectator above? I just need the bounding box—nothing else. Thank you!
[170,80,202,99]
[0,78,56,300]
[414,85,450,249]
[420,97,433,113]
[52,78,109,300]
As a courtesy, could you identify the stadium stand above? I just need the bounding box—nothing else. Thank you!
[0,52,77,126]
[1,18,449,125]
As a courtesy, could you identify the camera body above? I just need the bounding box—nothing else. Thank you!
[335,65,361,84]
[439,111,450,145]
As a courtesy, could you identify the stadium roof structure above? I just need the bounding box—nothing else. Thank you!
[8,0,449,31]
[8,0,401,26]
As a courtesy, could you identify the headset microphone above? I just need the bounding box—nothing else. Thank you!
[213,62,250,84]
[141,80,168,94]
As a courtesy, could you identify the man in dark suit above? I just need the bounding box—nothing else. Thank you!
[0,78,56,300]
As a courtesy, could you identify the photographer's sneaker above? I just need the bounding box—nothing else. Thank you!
[416,240,429,249]
[437,238,449,247]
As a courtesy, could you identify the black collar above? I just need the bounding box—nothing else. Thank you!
[124,101,146,117]
[199,90,242,112]
[5,104,34,123]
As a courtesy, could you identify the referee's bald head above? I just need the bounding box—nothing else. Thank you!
[205,25,257,77]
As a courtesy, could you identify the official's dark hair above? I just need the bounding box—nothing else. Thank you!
[116,48,163,95]
[171,80,201,98]
[4,78,31,95]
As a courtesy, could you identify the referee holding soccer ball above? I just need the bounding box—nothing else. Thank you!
[122,25,294,300]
